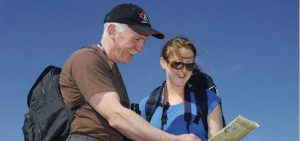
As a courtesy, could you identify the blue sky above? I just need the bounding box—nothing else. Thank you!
[0,0,298,140]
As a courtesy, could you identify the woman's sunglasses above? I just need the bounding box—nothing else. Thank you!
[167,60,195,71]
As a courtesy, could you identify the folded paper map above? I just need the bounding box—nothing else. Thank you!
[208,115,259,141]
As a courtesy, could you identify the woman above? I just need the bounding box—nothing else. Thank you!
[139,36,224,141]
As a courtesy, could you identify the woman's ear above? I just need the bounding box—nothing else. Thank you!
[160,57,167,70]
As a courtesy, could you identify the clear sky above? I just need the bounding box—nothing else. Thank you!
[0,0,298,140]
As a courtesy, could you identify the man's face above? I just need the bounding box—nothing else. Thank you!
[112,26,148,64]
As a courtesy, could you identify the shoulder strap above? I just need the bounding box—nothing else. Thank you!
[188,68,213,137]
[219,102,226,127]
[145,82,165,122]
[184,84,192,133]
[193,86,208,136]
[189,69,226,137]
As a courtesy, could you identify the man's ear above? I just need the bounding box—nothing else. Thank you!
[107,24,116,37]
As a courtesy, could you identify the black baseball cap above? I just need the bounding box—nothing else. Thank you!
[104,3,164,39]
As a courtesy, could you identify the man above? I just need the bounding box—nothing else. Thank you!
[60,3,201,141]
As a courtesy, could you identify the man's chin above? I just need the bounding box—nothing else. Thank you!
[120,58,132,64]
[116,54,132,64]
[123,61,131,64]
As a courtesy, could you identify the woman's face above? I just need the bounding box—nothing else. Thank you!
[161,47,195,87]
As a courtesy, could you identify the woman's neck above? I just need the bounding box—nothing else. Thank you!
[163,82,185,105]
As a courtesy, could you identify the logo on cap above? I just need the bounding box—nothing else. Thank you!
[139,12,150,24]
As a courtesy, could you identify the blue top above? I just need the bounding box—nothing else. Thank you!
[139,89,221,141]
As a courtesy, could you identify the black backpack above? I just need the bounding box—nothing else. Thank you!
[22,65,83,141]
[145,68,225,137]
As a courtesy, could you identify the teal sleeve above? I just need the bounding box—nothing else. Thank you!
[206,89,221,115]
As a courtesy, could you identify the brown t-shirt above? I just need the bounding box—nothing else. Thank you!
[59,44,130,141]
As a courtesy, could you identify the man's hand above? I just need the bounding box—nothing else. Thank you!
[176,133,202,141]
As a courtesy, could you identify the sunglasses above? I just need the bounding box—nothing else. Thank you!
[167,60,195,71]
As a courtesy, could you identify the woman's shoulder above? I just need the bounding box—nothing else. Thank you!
[206,89,221,101]
[139,95,150,107]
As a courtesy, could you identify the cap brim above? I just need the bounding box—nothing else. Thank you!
[129,25,164,39]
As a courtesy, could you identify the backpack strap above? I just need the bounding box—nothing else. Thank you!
[160,101,169,130]
[184,84,192,133]
[189,69,226,137]
[193,86,208,138]
[185,82,209,134]
[145,82,165,122]
[188,68,215,137]
[219,102,226,127]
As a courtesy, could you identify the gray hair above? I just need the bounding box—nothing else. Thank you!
[102,22,128,37]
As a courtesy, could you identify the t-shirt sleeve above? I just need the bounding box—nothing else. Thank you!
[206,89,221,115]
[71,51,115,101]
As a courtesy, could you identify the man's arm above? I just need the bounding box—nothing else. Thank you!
[89,92,201,141]
[207,104,224,139]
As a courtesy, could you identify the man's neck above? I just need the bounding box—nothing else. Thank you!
[99,40,118,63]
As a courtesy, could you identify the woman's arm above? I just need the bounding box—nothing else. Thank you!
[207,104,223,139]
